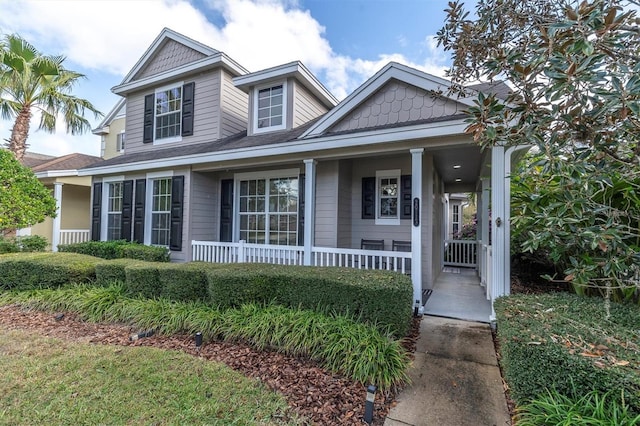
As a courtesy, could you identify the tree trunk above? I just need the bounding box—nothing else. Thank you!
[8,105,32,161]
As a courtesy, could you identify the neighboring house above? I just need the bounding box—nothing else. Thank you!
[21,152,102,250]
[80,28,518,317]
[92,98,127,160]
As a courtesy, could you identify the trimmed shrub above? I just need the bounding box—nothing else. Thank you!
[120,244,170,262]
[206,264,413,337]
[0,252,99,290]
[0,235,48,253]
[158,262,213,302]
[95,258,143,286]
[495,293,640,414]
[58,240,169,262]
[124,263,162,299]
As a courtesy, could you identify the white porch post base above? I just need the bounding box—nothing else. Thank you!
[410,148,424,310]
[52,183,63,252]
[303,159,316,266]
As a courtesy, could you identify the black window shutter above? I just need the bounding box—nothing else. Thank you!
[169,175,184,251]
[219,179,234,242]
[181,82,195,137]
[133,179,146,243]
[401,175,412,220]
[297,174,305,246]
[121,180,133,241]
[91,182,102,241]
[143,94,154,143]
[361,177,375,219]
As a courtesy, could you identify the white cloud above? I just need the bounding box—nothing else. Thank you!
[0,0,449,156]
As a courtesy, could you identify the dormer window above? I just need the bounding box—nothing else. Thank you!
[254,83,286,133]
[143,82,195,145]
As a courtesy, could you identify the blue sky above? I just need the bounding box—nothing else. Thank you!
[0,0,460,157]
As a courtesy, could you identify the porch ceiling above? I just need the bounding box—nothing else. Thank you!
[431,145,485,192]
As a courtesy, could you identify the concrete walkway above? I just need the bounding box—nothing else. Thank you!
[424,268,492,323]
[384,316,511,426]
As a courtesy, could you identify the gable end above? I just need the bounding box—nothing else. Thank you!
[327,80,467,134]
[134,39,208,81]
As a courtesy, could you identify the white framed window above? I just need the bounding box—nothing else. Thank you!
[100,176,125,241]
[452,204,460,236]
[154,83,182,144]
[107,182,123,240]
[375,169,401,225]
[116,132,125,153]
[235,169,298,245]
[254,83,286,133]
[149,177,172,247]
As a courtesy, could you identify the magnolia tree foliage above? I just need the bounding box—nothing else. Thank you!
[438,0,640,300]
[0,149,56,235]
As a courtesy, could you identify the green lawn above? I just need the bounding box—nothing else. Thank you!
[0,329,304,425]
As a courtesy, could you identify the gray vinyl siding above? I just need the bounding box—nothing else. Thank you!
[336,160,352,248]
[313,161,339,247]
[124,70,222,155]
[293,81,329,128]
[220,71,248,138]
[350,156,412,251]
[134,40,207,80]
[189,171,219,242]
[329,80,466,133]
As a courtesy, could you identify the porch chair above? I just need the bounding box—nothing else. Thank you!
[360,239,385,269]
[392,240,411,275]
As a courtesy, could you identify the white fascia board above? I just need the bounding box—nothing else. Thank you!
[79,119,468,176]
[233,61,337,108]
[113,53,248,95]
[35,169,79,178]
[302,62,476,138]
[92,98,126,133]
[119,28,219,86]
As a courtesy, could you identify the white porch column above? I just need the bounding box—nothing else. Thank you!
[410,149,424,308]
[52,182,63,252]
[303,159,316,266]
[490,146,506,320]
[480,177,490,296]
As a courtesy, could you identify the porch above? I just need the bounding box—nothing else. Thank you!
[424,267,492,323]
[192,239,491,320]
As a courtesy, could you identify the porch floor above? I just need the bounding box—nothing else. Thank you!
[423,267,492,323]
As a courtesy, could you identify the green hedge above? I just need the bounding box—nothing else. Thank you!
[206,264,413,337]
[495,293,640,414]
[0,235,48,254]
[0,252,99,290]
[58,240,170,262]
[95,259,143,286]
[121,262,217,301]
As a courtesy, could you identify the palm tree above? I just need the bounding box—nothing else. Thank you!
[0,34,101,160]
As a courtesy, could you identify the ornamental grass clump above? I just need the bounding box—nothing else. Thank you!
[0,284,410,391]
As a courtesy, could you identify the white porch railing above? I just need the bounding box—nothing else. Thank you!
[59,229,90,245]
[443,239,478,268]
[192,240,412,274]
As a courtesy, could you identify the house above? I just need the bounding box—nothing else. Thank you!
[20,152,102,250]
[80,28,519,319]
[92,98,127,160]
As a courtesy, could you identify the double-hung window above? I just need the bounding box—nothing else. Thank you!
[237,172,298,245]
[155,84,182,142]
[151,178,172,246]
[375,170,400,225]
[106,182,123,240]
[452,204,460,236]
[116,132,125,153]
[255,84,285,133]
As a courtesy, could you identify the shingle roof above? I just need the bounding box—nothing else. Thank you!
[31,153,102,172]
[81,119,320,169]
[21,152,56,168]
[468,81,512,100]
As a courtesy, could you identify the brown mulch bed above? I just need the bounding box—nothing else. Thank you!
[0,304,421,426]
